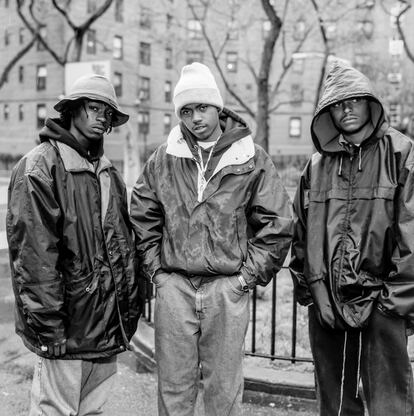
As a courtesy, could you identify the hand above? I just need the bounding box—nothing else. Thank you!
[40,339,67,357]
[310,281,336,330]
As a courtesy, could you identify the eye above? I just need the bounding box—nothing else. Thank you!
[199,105,208,111]
[332,102,341,108]
[181,109,191,116]
[89,105,99,112]
[106,109,114,118]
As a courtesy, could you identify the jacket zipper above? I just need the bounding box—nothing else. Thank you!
[335,153,354,303]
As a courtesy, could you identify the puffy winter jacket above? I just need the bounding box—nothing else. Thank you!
[130,108,293,287]
[7,119,143,359]
[290,62,414,328]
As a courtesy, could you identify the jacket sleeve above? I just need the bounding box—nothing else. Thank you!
[241,152,293,287]
[130,156,164,281]
[7,170,66,344]
[289,159,313,306]
[379,148,414,321]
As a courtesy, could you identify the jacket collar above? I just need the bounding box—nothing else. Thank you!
[50,140,112,174]
[166,124,255,170]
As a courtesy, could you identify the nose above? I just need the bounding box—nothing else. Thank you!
[192,110,202,122]
[342,101,353,112]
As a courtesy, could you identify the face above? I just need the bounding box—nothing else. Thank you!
[329,97,371,136]
[180,103,221,141]
[71,100,114,145]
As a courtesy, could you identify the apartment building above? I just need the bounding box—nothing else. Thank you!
[0,0,413,173]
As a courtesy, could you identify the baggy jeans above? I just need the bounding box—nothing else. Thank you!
[29,356,117,416]
[154,272,250,416]
[309,305,414,416]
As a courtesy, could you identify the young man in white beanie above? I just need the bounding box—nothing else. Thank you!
[7,74,144,415]
[130,62,293,416]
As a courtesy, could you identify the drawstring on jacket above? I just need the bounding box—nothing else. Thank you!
[357,146,362,172]
[338,155,343,176]
[337,331,363,416]
[337,147,363,176]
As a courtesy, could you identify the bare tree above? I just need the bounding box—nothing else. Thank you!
[0,0,114,90]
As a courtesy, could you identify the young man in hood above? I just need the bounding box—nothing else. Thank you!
[7,74,144,415]
[130,62,293,416]
[290,61,414,415]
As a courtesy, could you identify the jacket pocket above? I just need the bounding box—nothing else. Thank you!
[235,208,248,260]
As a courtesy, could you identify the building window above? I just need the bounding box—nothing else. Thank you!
[324,21,337,40]
[164,81,172,103]
[228,19,238,40]
[166,14,173,30]
[18,104,24,121]
[19,27,24,44]
[292,56,304,73]
[140,6,152,29]
[4,29,10,46]
[37,104,47,128]
[37,26,46,51]
[226,52,238,73]
[163,114,172,135]
[139,77,150,101]
[3,104,9,121]
[187,19,202,39]
[18,65,24,83]
[291,83,304,103]
[293,19,306,41]
[86,29,96,54]
[114,0,123,22]
[113,35,123,59]
[262,20,271,39]
[36,65,47,90]
[389,37,404,57]
[139,42,151,65]
[289,117,301,138]
[138,111,150,135]
[165,47,173,69]
[186,50,203,64]
[114,72,123,97]
[358,19,374,39]
[389,103,401,126]
[87,0,97,13]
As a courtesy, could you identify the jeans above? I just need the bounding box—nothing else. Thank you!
[154,272,250,416]
[29,356,117,416]
[309,305,414,416]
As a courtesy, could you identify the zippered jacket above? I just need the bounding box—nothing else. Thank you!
[7,118,143,359]
[130,108,293,287]
[290,62,414,328]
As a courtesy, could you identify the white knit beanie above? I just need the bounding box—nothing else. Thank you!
[173,62,224,117]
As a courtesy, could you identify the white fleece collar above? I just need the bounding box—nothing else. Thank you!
[166,124,255,169]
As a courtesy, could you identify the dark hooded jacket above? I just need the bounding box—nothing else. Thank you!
[7,118,143,359]
[289,62,414,328]
[130,108,293,287]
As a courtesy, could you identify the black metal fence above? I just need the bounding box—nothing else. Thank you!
[141,265,314,364]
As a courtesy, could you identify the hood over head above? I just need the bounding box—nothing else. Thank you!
[312,60,388,154]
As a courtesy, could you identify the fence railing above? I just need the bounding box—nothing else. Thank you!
[141,265,314,364]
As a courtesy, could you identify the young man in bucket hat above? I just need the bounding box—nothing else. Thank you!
[290,61,414,415]
[7,73,144,415]
[130,62,293,415]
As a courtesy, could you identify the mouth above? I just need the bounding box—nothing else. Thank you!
[193,125,206,132]
[91,125,106,133]
[342,117,357,123]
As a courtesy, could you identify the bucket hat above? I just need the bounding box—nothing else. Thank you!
[54,74,129,127]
